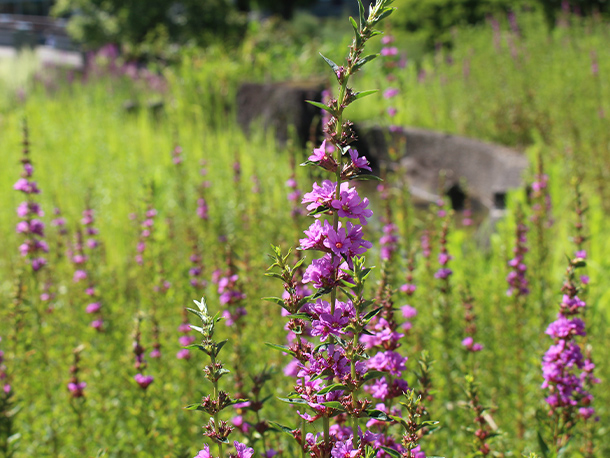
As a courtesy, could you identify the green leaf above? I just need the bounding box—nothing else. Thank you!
[537,431,550,458]
[362,370,387,382]
[188,325,205,334]
[184,404,206,411]
[182,343,206,351]
[320,401,344,410]
[420,420,440,427]
[351,173,382,182]
[293,256,306,269]
[307,287,332,301]
[313,342,331,353]
[265,342,296,357]
[267,421,295,435]
[278,397,308,405]
[263,297,285,306]
[353,90,378,100]
[339,288,356,301]
[339,279,357,288]
[319,53,339,73]
[349,17,360,44]
[376,7,395,22]
[215,339,228,354]
[316,383,347,395]
[285,313,312,321]
[227,398,249,407]
[366,408,391,421]
[365,446,377,458]
[380,446,402,458]
[264,272,284,280]
[357,0,365,30]
[389,414,409,429]
[306,100,335,114]
[185,307,206,320]
[354,54,378,71]
[363,306,383,322]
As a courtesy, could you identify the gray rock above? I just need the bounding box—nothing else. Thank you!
[236,81,324,147]
[354,124,528,211]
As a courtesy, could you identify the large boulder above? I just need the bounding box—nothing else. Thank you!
[353,124,528,210]
[236,81,325,147]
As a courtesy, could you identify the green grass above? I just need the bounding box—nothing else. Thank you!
[0,9,609,457]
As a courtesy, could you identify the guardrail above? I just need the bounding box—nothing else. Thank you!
[0,14,75,50]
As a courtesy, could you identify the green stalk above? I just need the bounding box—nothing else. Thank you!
[323,415,330,456]
[210,354,224,457]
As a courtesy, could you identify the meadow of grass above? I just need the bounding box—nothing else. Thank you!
[0,5,608,458]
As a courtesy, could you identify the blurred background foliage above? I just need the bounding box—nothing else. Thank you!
[48,0,610,61]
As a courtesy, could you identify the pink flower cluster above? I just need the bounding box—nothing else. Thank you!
[542,253,599,421]
[194,441,254,458]
[70,225,104,331]
[135,207,157,265]
[15,139,48,272]
[506,217,529,297]
[0,337,10,396]
[212,266,246,326]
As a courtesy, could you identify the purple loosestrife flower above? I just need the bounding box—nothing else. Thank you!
[383,88,399,99]
[15,122,48,272]
[134,373,154,389]
[194,445,211,458]
[348,150,371,172]
[507,211,529,297]
[172,145,183,165]
[231,441,255,458]
[541,255,599,447]
[133,315,153,390]
[0,337,10,395]
[81,208,99,249]
[135,206,157,265]
[461,291,483,353]
[530,155,553,230]
[68,345,86,398]
[286,174,305,218]
[309,140,338,172]
[265,5,402,456]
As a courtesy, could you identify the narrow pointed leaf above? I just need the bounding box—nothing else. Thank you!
[265,342,296,357]
[306,100,335,114]
[363,306,384,322]
[320,401,344,410]
[263,297,286,306]
[319,53,339,73]
[184,404,206,411]
[354,54,378,71]
[380,447,402,458]
[316,383,347,395]
[357,0,365,30]
[353,90,378,100]
[278,397,308,405]
[366,409,391,421]
[268,421,295,435]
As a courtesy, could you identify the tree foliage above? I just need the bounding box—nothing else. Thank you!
[52,0,246,59]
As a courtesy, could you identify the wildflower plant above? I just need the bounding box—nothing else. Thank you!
[14,120,47,273]
[184,297,251,458]
[262,3,439,457]
[540,252,599,452]
[0,336,17,457]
